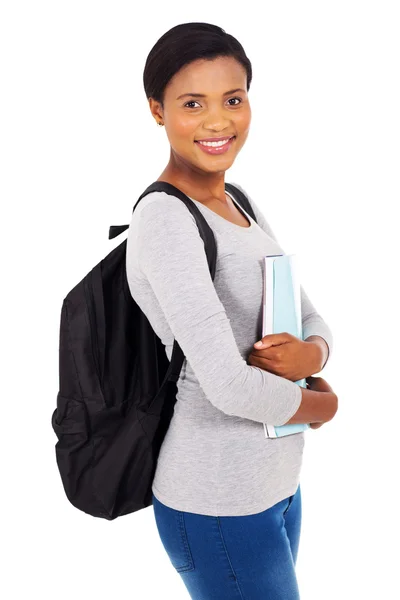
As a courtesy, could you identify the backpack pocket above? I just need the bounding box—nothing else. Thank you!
[52,394,89,446]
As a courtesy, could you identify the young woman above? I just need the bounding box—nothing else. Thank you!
[126,22,338,600]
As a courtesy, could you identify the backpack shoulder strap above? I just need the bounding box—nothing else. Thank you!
[135,180,218,279]
[108,181,257,240]
[131,181,219,387]
[225,183,257,222]
[108,181,258,392]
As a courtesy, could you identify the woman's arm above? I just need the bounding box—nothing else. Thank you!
[284,386,337,425]
[304,334,330,372]
[127,191,304,427]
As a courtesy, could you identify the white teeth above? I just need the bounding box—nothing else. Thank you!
[198,138,231,147]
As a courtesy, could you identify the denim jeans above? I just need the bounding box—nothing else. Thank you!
[152,484,302,599]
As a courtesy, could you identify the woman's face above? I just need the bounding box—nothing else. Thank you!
[150,56,251,174]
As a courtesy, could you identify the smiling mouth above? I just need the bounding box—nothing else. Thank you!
[195,136,236,145]
[194,136,237,155]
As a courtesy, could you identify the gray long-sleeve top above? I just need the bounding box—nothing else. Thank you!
[126,182,333,516]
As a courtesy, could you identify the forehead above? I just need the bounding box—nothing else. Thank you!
[165,56,247,98]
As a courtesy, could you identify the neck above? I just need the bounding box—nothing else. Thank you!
[158,153,227,203]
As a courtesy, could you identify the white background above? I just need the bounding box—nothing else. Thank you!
[1,1,399,598]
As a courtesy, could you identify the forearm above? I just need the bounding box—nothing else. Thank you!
[305,335,329,373]
[284,386,337,425]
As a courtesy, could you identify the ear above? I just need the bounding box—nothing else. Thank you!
[148,97,163,123]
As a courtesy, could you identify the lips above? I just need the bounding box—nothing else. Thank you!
[194,135,236,155]
[195,135,236,143]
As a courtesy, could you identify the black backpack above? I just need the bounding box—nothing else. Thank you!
[51,180,257,520]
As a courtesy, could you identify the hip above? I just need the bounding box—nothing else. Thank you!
[151,484,302,599]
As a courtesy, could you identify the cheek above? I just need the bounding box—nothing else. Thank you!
[166,126,198,154]
[236,107,252,134]
[170,113,198,139]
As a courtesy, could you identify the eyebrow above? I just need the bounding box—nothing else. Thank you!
[176,88,246,100]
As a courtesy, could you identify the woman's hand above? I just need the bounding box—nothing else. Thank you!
[247,332,324,382]
[306,376,338,429]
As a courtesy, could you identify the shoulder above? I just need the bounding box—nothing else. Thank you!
[128,190,203,263]
[131,190,197,228]
[127,189,209,275]
[131,190,189,219]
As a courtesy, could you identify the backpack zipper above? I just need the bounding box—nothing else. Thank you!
[84,274,102,389]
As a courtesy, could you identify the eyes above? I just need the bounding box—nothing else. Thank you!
[184,97,243,109]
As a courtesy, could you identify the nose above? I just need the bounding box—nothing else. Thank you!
[202,106,232,132]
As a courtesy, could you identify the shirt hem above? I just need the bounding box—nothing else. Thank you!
[151,482,300,517]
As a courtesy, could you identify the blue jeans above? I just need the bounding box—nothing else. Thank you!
[152,484,302,599]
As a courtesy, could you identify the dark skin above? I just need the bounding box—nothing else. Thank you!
[149,55,334,420]
[149,56,251,207]
[248,333,329,381]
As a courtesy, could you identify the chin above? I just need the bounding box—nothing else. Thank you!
[195,160,235,174]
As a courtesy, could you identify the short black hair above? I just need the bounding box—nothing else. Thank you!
[143,22,252,108]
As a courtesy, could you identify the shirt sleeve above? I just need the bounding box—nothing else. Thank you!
[128,192,302,427]
[231,182,333,370]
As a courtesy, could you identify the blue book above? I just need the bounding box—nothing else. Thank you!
[262,254,310,438]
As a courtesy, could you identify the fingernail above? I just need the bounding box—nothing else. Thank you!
[255,341,263,347]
